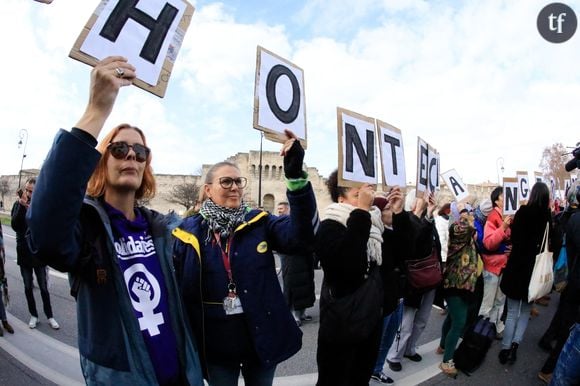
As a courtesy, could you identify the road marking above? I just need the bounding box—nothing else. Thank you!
[0,312,83,386]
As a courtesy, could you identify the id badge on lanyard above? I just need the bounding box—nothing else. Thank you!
[215,233,244,315]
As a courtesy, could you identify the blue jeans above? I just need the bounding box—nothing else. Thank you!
[373,303,402,373]
[501,297,532,349]
[550,323,580,386]
[206,361,276,386]
[20,265,53,318]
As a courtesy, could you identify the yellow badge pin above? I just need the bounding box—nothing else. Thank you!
[257,241,268,253]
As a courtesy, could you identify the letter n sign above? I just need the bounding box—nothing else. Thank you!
[72,0,194,97]
[337,107,377,187]
[503,177,519,215]
[254,46,307,147]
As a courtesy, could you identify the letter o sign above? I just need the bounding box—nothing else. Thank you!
[266,64,301,124]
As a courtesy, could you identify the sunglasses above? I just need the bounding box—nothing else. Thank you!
[209,177,248,189]
[107,141,150,163]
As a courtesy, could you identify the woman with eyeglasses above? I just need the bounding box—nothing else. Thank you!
[26,56,202,385]
[172,133,319,386]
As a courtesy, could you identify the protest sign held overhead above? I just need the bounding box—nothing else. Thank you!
[416,137,439,198]
[376,120,406,188]
[441,169,470,203]
[503,177,519,215]
[337,107,377,187]
[254,46,307,147]
[70,0,194,97]
[428,143,440,193]
[517,170,530,203]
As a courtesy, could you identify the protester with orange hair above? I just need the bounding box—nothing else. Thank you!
[27,56,202,385]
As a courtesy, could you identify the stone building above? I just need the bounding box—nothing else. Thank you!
[0,156,499,215]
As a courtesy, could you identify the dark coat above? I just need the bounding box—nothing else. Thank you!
[281,251,316,310]
[26,129,202,385]
[173,182,318,369]
[11,201,43,268]
[500,204,552,302]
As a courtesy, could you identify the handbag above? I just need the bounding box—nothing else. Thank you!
[553,234,568,293]
[405,248,442,291]
[319,266,383,344]
[528,222,554,302]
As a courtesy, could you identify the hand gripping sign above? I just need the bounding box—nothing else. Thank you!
[254,46,307,148]
[70,0,195,97]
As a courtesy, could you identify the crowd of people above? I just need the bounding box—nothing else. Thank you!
[0,55,578,386]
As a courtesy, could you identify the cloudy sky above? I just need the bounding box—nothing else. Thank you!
[1,0,579,186]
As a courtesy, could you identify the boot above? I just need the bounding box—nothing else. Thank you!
[2,320,14,334]
[499,348,510,364]
[0,325,3,337]
[507,342,519,364]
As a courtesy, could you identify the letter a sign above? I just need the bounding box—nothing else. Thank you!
[337,107,377,187]
[254,46,307,148]
[70,0,195,97]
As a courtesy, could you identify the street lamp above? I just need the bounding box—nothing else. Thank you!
[257,131,264,208]
[496,157,504,185]
[18,129,28,188]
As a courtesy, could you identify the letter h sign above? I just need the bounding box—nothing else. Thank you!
[72,0,194,97]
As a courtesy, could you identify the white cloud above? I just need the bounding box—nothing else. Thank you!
[1,0,579,194]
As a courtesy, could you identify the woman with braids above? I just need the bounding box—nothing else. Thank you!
[172,131,319,386]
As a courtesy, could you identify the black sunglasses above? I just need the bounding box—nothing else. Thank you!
[107,141,150,163]
[209,176,248,189]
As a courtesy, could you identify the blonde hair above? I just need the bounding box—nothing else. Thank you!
[86,123,156,200]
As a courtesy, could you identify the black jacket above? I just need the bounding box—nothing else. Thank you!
[500,204,552,301]
[11,201,43,267]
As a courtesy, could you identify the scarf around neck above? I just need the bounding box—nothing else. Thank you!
[323,203,384,266]
[200,199,249,242]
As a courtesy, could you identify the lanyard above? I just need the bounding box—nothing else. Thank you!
[213,233,236,291]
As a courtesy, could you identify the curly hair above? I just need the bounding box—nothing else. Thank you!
[326,170,349,203]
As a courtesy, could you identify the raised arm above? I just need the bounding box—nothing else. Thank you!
[26,57,136,271]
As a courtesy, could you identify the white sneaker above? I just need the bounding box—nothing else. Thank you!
[48,317,60,330]
[29,316,38,329]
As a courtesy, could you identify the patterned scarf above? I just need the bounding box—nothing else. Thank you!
[323,203,384,266]
[200,199,249,242]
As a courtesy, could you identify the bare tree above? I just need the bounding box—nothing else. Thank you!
[166,182,200,211]
[0,178,9,209]
[540,143,570,190]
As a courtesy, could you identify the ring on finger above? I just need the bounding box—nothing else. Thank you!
[115,67,125,78]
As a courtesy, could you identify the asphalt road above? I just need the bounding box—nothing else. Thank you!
[0,224,563,385]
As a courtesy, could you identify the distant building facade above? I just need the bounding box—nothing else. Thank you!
[0,157,500,215]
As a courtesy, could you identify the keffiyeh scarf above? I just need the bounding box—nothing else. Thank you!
[323,203,384,266]
[200,199,249,242]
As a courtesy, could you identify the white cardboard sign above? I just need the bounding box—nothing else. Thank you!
[441,169,470,203]
[337,107,377,187]
[416,137,439,197]
[517,170,530,203]
[503,177,519,215]
[254,46,306,147]
[71,0,193,97]
[377,120,406,188]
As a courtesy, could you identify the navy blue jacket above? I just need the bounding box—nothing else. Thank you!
[172,183,318,370]
[26,129,203,385]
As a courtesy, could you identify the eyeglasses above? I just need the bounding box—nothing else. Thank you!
[209,177,248,189]
[107,141,150,163]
